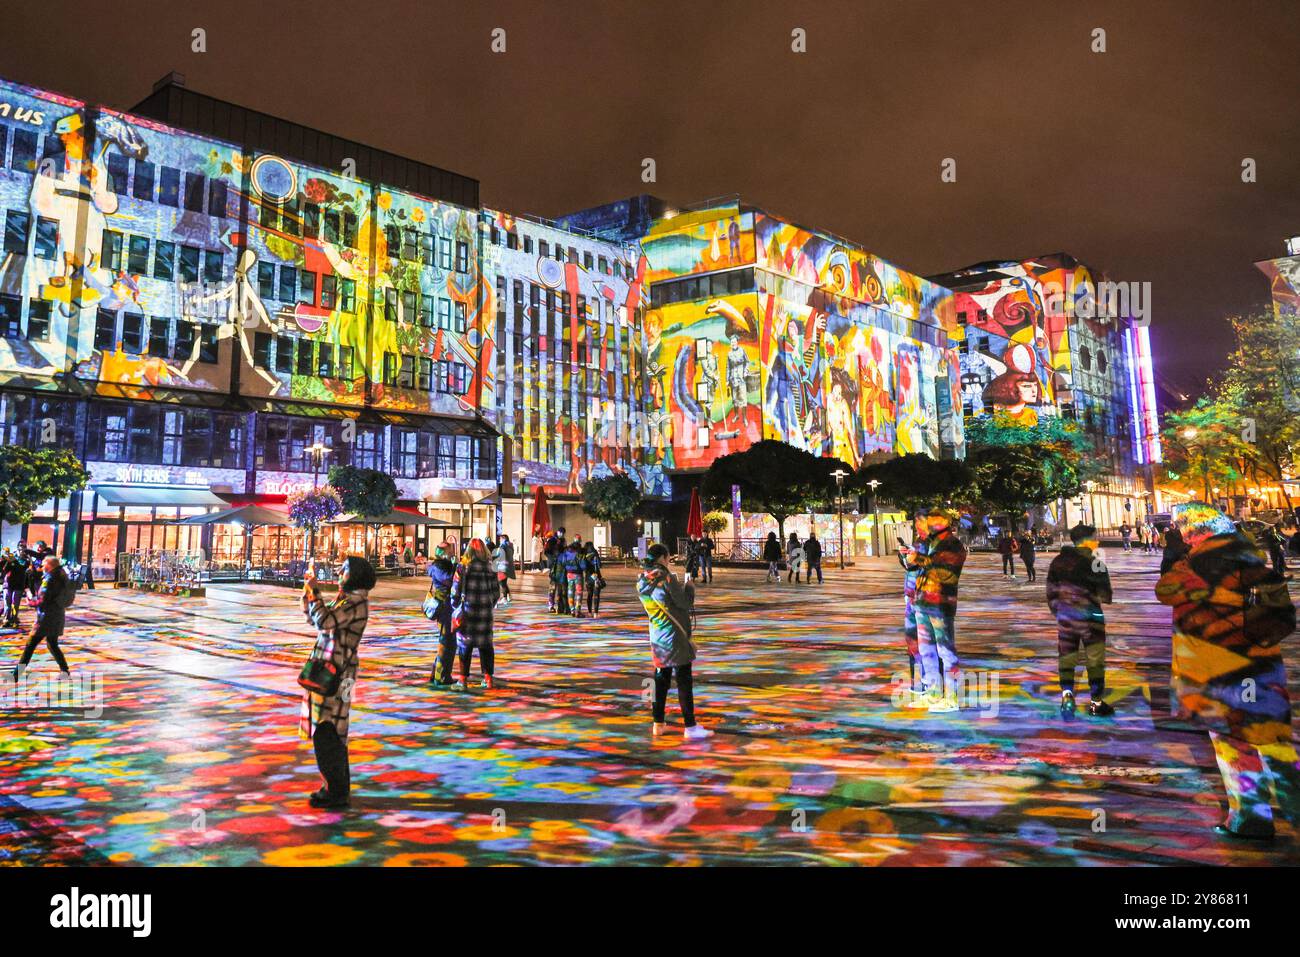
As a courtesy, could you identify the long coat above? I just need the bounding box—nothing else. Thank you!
[300,586,370,742]
[1155,532,1296,744]
[636,563,696,668]
[452,558,500,649]
[32,568,70,636]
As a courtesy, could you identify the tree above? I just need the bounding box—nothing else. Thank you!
[0,446,89,536]
[327,465,399,558]
[327,465,398,517]
[1160,397,1248,502]
[964,413,1102,484]
[700,439,850,539]
[1219,311,1300,513]
[582,473,642,523]
[966,443,1078,530]
[853,453,973,518]
[702,511,730,535]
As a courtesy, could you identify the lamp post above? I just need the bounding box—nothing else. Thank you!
[305,441,329,563]
[515,466,528,574]
[1084,480,1097,528]
[830,468,849,569]
[866,478,882,557]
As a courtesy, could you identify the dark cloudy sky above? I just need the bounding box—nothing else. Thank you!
[6,0,1298,394]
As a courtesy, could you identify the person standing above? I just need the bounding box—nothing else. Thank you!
[500,534,517,590]
[1016,530,1037,582]
[1119,522,1132,551]
[300,555,374,809]
[699,532,716,582]
[762,532,782,583]
[1156,502,1298,841]
[1160,525,1188,575]
[997,532,1017,581]
[1046,523,1114,718]
[898,513,931,701]
[452,539,502,689]
[684,536,701,581]
[490,539,511,607]
[804,532,823,584]
[2,550,27,630]
[582,540,605,618]
[909,509,968,712]
[12,555,72,681]
[561,535,585,618]
[426,544,458,686]
[636,543,712,740]
[786,532,804,583]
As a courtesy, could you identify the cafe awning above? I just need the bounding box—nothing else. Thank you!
[176,505,292,526]
[91,484,228,507]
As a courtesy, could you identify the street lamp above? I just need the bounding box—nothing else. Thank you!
[305,441,330,563]
[1084,480,1097,528]
[830,468,849,569]
[515,466,528,574]
[866,478,882,557]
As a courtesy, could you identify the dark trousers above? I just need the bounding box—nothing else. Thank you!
[806,560,822,583]
[1057,612,1106,696]
[3,590,22,627]
[431,615,455,683]
[1022,557,1036,581]
[652,663,696,727]
[586,580,602,615]
[500,578,511,599]
[19,627,69,672]
[1001,555,1016,574]
[312,721,350,798]
[701,555,713,582]
[459,641,495,679]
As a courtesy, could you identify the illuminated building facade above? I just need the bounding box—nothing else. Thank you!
[929,254,1162,529]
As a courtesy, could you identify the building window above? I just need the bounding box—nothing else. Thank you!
[3,210,29,254]
[296,339,314,376]
[258,262,275,299]
[439,237,452,269]
[253,331,271,368]
[398,354,416,389]
[101,230,123,271]
[122,314,144,356]
[403,290,418,326]
[183,172,206,213]
[204,250,224,284]
[275,334,294,373]
[339,278,356,312]
[158,167,180,207]
[148,317,170,358]
[338,345,353,380]
[94,310,117,351]
[174,321,196,360]
[33,217,58,260]
[341,212,357,248]
[126,234,149,274]
[320,274,336,310]
[438,298,451,330]
[454,301,467,333]
[299,269,316,305]
[0,295,19,338]
[505,231,518,251]
[198,323,220,363]
[418,356,433,391]
[154,241,175,281]
[178,245,200,283]
[316,343,333,378]
[382,352,398,387]
[384,288,398,324]
[26,299,50,341]
[278,266,296,302]
[107,153,130,194]
[539,240,549,260]
[209,179,228,218]
[10,129,37,171]
[455,240,469,273]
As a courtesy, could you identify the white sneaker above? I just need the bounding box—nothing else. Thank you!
[683,725,714,741]
[652,722,668,736]
[903,689,932,710]
[928,694,959,713]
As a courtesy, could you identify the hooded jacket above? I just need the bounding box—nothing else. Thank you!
[636,562,696,668]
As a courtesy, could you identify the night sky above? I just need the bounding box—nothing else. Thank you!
[6,0,1298,394]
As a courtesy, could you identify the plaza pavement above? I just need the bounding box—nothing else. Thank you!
[1,548,1298,866]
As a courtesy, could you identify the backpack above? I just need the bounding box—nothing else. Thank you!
[57,574,76,609]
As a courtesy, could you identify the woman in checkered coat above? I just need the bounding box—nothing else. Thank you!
[452,538,501,689]
[300,556,374,809]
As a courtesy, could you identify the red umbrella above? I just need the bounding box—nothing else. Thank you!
[686,488,704,539]
[531,485,552,539]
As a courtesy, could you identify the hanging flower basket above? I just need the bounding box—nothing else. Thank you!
[287,486,343,530]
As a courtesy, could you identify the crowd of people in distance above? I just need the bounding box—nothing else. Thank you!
[760,530,825,584]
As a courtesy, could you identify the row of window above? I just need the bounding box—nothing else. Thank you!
[0,120,62,175]
[0,295,51,340]
[381,224,471,272]
[649,268,755,308]
[93,310,222,363]
[251,333,354,380]
[486,224,629,279]
[101,229,226,285]
[254,261,358,311]
[383,287,467,331]
[380,353,471,395]
[106,153,230,218]
[2,209,59,259]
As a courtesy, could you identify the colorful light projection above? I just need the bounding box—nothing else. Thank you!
[640,203,754,284]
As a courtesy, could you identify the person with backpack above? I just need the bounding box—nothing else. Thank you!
[636,543,712,740]
[1156,501,1299,841]
[560,535,585,618]
[762,532,782,583]
[426,544,458,687]
[544,528,566,613]
[1047,523,1114,718]
[804,532,823,584]
[2,550,28,630]
[12,555,72,681]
